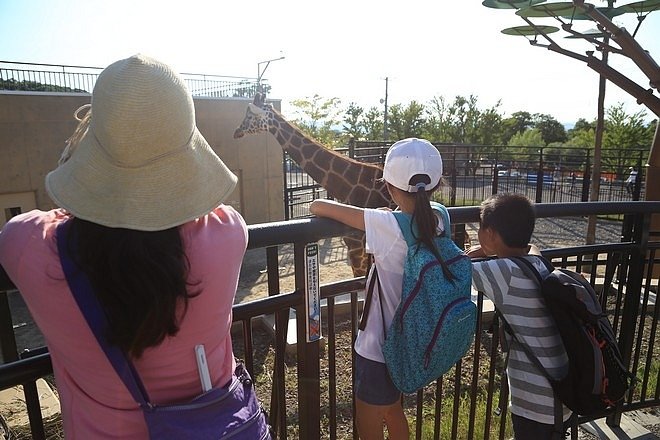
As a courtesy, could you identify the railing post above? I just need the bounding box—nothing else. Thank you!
[283,152,290,221]
[0,292,18,364]
[294,242,320,439]
[632,150,643,201]
[450,145,457,206]
[535,147,545,203]
[607,211,651,427]
[581,150,591,202]
[492,146,499,195]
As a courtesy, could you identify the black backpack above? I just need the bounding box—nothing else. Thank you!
[504,256,636,417]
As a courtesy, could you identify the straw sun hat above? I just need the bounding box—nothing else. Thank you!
[45,54,237,231]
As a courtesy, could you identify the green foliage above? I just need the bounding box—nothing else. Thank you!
[342,102,364,140]
[290,94,343,148]
[508,128,544,148]
[603,103,652,150]
[387,101,426,140]
[502,111,534,143]
[423,95,505,146]
[362,106,385,140]
[0,78,87,93]
[533,113,567,144]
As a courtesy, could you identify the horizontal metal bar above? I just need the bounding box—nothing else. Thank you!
[0,353,52,389]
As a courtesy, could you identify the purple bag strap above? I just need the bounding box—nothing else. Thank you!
[56,220,152,407]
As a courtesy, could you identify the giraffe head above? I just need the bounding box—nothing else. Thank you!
[233,93,273,139]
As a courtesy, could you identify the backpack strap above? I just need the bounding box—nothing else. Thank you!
[358,265,379,331]
[56,220,152,408]
[357,266,387,339]
[511,255,554,283]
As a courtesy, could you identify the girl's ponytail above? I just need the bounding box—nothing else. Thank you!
[408,175,456,282]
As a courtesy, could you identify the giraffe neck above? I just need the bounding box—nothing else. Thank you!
[267,110,392,207]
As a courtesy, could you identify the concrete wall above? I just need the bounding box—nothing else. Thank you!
[0,91,285,227]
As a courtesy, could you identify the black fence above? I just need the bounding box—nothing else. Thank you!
[284,141,649,219]
[0,61,261,98]
[1,202,659,439]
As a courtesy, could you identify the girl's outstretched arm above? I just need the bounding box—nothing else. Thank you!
[310,200,366,231]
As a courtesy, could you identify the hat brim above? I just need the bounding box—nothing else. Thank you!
[46,127,237,231]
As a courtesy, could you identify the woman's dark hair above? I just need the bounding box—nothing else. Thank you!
[407,175,456,282]
[69,217,197,358]
[479,193,535,248]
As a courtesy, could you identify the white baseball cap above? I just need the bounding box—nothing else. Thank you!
[382,138,443,192]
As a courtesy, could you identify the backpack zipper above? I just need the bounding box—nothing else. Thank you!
[423,296,471,369]
[398,254,469,328]
[145,370,248,412]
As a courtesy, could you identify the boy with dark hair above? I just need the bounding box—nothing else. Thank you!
[468,193,573,439]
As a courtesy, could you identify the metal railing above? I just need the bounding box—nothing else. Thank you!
[1,202,659,439]
[0,61,260,98]
[285,143,649,219]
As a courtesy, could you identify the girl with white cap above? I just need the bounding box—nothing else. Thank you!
[310,137,451,440]
[0,55,269,439]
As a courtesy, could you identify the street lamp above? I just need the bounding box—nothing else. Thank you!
[257,54,285,93]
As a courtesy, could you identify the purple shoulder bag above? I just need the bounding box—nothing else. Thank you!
[56,220,271,440]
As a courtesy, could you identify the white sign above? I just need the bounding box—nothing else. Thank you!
[304,243,322,343]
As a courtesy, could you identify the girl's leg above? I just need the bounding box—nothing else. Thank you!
[355,398,409,440]
[354,354,408,439]
[383,400,409,439]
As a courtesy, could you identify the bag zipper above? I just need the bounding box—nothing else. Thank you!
[398,254,469,328]
[423,297,471,369]
[145,372,247,412]
[219,405,267,439]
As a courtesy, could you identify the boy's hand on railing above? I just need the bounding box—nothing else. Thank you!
[466,246,487,259]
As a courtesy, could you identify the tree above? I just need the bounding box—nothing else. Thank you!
[290,95,342,148]
[361,106,385,141]
[508,128,545,147]
[533,113,567,144]
[502,111,534,143]
[568,118,596,137]
[0,78,87,93]
[387,101,426,140]
[342,102,365,140]
[424,96,454,142]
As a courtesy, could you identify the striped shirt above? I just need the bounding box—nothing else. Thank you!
[472,256,572,424]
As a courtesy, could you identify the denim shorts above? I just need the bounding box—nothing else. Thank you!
[354,353,400,405]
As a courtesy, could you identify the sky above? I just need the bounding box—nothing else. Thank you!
[1,0,659,126]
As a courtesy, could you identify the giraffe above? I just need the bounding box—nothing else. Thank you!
[234,93,394,277]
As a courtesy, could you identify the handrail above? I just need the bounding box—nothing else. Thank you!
[2,202,660,292]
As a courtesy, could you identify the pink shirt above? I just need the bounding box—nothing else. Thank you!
[0,206,248,439]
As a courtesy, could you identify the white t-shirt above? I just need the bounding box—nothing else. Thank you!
[354,208,444,363]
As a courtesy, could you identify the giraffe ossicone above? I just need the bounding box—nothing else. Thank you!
[234,93,394,277]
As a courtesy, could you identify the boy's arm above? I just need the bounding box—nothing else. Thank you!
[310,199,366,231]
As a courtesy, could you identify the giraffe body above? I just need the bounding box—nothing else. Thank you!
[234,94,394,276]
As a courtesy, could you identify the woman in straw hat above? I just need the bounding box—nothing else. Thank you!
[0,55,269,439]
